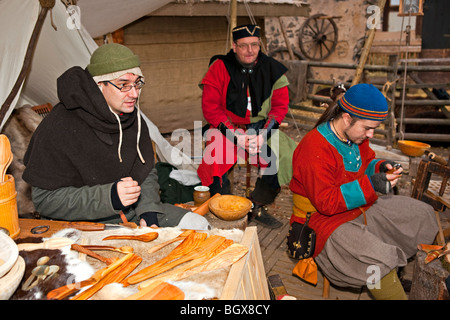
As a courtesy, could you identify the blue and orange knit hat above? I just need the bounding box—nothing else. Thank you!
[337,83,388,121]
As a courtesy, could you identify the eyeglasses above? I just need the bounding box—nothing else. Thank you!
[106,80,145,92]
[236,42,260,50]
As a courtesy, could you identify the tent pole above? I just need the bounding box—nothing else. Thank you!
[0,2,53,127]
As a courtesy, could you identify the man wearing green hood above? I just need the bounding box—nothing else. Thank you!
[23,43,210,230]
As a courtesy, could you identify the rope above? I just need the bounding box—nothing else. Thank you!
[225,1,231,53]
[243,0,256,25]
[39,0,55,7]
[243,0,267,54]
[288,107,302,137]
[382,78,399,101]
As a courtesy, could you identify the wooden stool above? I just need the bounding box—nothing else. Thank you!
[323,276,330,299]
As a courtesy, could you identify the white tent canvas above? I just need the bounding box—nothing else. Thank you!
[0,0,196,170]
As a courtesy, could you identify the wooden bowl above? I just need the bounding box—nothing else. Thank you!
[397,140,431,157]
[209,195,253,221]
[0,256,25,300]
[0,231,18,278]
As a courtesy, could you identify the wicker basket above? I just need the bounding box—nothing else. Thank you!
[397,140,431,157]
[0,256,25,300]
[209,195,253,221]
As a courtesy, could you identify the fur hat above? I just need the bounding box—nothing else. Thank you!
[337,83,388,121]
[87,43,141,77]
[232,24,261,41]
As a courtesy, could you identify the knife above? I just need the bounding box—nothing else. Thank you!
[60,221,134,231]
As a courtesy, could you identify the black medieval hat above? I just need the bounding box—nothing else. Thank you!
[232,24,261,41]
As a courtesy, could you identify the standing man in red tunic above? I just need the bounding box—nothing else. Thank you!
[197,24,297,228]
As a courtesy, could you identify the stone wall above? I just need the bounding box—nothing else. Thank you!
[265,0,376,84]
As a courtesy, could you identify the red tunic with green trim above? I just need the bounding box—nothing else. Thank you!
[289,122,384,258]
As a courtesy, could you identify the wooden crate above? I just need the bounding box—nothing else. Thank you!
[220,226,270,300]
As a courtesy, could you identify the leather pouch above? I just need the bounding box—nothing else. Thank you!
[286,213,316,259]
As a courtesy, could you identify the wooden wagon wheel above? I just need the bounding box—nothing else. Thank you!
[298,14,339,61]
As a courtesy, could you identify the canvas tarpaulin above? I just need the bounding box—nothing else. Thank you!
[125,15,231,134]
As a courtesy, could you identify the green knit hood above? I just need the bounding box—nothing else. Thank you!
[87,43,140,77]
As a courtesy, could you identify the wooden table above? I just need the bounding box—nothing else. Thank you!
[18,219,62,239]
[17,219,105,240]
[17,209,248,241]
[15,218,269,300]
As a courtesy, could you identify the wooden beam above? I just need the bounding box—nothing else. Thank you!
[370,45,422,54]
[149,2,310,17]
[278,17,294,60]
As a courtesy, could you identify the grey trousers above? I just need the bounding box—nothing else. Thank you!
[315,195,439,288]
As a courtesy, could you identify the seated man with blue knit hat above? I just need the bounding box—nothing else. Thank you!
[23,43,210,230]
[289,83,438,299]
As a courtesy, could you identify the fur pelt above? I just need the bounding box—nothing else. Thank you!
[2,106,43,218]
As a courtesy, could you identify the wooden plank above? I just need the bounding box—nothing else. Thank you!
[261,222,290,273]
[220,226,270,300]
[263,248,286,275]
[259,219,289,249]
[370,45,422,54]
[268,251,372,300]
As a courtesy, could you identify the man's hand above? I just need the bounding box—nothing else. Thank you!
[116,177,141,207]
[236,131,250,150]
[381,161,403,187]
[380,161,403,174]
[139,218,158,228]
[370,173,392,194]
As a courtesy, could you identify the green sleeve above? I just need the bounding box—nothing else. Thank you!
[31,183,118,222]
[134,168,165,215]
